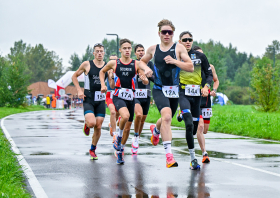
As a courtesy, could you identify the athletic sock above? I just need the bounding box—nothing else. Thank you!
[163,141,172,154]
[153,127,160,136]
[118,129,123,137]
[121,144,125,150]
[134,132,139,137]
[113,131,117,136]
[189,148,196,161]
[203,151,208,156]
[91,144,96,151]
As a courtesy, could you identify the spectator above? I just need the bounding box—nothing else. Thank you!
[46,95,51,108]
[51,94,57,108]
[64,97,68,109]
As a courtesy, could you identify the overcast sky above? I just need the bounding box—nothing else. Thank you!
[1,0,280,68]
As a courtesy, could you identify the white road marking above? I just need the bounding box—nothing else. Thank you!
[1,115,48,198]
[138,138,280,178]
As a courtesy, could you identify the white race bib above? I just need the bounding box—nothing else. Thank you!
[185,85,200,96]
[201,108,212,118]
[162,86,179,98]
[118,88,134,101]
[95,91,106,101]
[135,89,147,98]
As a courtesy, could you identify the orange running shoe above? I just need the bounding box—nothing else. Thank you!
[150,125,159,146]
[89,149,98,160]
[166,153,178,168]
[202,153,210,163]
[83,123,90,136]
[108,123,113,136]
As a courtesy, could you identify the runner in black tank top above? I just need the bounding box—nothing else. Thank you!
[131,44,155,155]
[99,39,150,165]
[72,43,110,161]
[137,20,193,168]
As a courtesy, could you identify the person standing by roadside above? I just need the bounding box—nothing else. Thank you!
[46,95,51,109]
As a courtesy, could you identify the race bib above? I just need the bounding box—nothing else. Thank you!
[162,86,179,98]
[135,89,147,98]
[118,88,134,101]
[95,91,106,101]
[185,85,200,96]
[201,108,212,118]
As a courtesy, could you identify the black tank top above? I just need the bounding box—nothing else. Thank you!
[113,59,137,96]
[153,43,180,89]
[84,60,107,97]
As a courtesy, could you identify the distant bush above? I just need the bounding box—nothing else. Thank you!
[224,86,252,105]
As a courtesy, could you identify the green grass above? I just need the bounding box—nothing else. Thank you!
[107,105,280,141]
[0,105,47,197]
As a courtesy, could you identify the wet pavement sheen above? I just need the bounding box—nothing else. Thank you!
[3,109,280,198]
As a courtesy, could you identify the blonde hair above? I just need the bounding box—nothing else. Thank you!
[158,19,175,31]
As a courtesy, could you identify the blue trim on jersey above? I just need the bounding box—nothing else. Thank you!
[174,67,181,85]
[181,109,191,114]
[106,80,113,91]
[153,84,162,90]
[153,64,162,86]
[84,110,94,115]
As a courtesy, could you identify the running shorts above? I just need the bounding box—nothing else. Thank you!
[200,94,211,124]
[135,97,151,116]
[113,96,135,122]
[83,92,105,117]
[179,89,201,121]
[152,88,178,118]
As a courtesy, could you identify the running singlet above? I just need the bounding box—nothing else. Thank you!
[113,59,137,99]
[179,49,212,89]
[84,60,107,99]
[153,43,180,89]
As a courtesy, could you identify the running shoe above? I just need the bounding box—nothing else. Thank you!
[83,123,90,136]
[202,153,210,163]
[113,136,122,151]
[115,149,124,157]
[190,159,201,170]
[131,148,138,155]
[116,150,124,165]
[150,125,160,146]
[166,153,178,168]
[89,149,98,160]
[131,136,139,149]
[108,123,113,136]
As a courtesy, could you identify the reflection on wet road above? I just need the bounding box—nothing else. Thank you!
[2,109,280,197]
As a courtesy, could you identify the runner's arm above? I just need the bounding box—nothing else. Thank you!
[72,61,88,99]
[210,64,219,96]
[138,45,155,77]
[100,60,115,93]
[201,54,213,97]
[147,61,155,83]
[108,69,115,89]
[136,61,149,85]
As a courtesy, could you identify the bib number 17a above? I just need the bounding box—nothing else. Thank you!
[118,88,134,101]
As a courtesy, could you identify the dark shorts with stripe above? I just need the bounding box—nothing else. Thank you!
[83,92,105,117]
[113,96,135,122]
[135,96,151,116]
[179,89,201,120]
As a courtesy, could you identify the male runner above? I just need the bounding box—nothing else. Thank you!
[106,54,120,142]
[72,43,112,160]
[177,31,213,169]
[100,39,150,165]
[193,45,219,163]
[139,19,193,168]
[131,44,154,155]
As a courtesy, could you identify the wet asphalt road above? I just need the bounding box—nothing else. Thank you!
[2,109,280,198]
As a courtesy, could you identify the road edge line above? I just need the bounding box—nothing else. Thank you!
[1,115,48,198]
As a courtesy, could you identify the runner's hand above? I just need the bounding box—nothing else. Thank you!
[210,91,216,97]
[101,85,107,93]
[164,55,176,64]
[201,87,209,97]
[78,90,86,100]
[144,67,153,78]
[139,74,148,82]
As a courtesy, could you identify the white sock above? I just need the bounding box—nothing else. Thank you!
[163,141,172,154]
[189,148,196,161]
[153,127,160,136]
[121,144,125,150]
[203,151,208,156]
[113,131,117,136]
[118,129,123,137]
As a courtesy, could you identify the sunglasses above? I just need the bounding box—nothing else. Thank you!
[160,30,174,35]
[181,38,193,42]
[94,43,104,48]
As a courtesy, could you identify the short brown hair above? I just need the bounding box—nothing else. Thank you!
[120,38,131,47]
[179,31,193,39]
[158,19,175,31]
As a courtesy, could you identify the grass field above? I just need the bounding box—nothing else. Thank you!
[107,105,280,141]
[0,105,47,198]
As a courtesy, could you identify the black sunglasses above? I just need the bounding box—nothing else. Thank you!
[182,38,193,42]
[160,30,174,35]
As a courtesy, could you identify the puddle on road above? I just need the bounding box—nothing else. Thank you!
[30,152,54,155]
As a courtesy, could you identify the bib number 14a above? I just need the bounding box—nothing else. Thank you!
[185,85,200,96]
[118,88,134,101]
[95,91,106,101]
[162,86,179,98]
[201,108,212,118]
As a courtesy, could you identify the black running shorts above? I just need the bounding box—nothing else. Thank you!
[113,96,135,122]
[135,97,151,116]
[152,88,178,118]
[179,89,201,120]
[83,94,105,117]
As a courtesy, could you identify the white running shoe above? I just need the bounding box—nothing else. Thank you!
[131,136,139,149]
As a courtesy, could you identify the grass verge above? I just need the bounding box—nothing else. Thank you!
[0,105,47,197]
[107,105,280,141]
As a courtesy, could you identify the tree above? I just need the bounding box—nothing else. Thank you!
[234,62,251,87]
[250,57,280,112]
[264,40,280,60]
[67,53,81,71]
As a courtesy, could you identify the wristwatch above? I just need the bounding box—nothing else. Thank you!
[205,83,210,89]
[213,88,217,92]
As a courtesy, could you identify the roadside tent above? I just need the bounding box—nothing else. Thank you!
[213,92,229,106]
